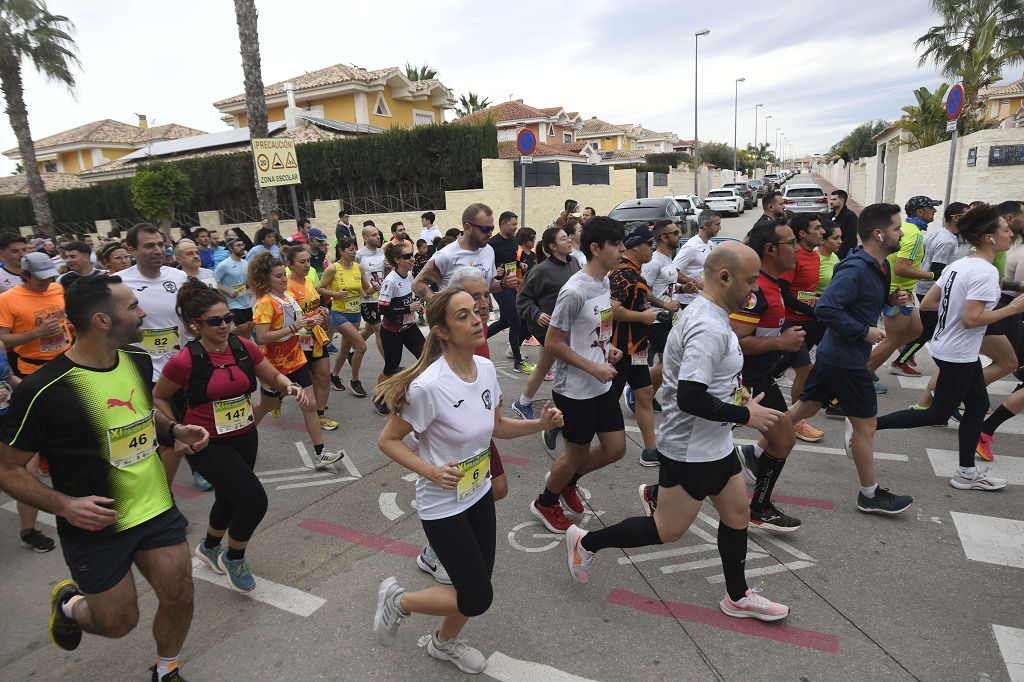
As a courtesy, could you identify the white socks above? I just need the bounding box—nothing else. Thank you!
[753,444,764,459]
[860,484,878,498]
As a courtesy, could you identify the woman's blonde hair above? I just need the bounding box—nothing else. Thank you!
[372,287,465,413]
[247,252,283,299]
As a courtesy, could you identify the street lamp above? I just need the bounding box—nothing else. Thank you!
[693,28,710,195]
[732,77,745,181]
[762,114,772,174]
[775,128,781,170]
[754,103,764,162]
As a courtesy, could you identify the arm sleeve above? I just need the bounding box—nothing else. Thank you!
[676,380,750,424]
[778,278,816,318]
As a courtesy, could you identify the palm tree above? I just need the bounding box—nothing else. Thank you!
[896,83,952,150]
[915,0,1024,131]
[404,62,438,82]
[0,0,79,235]
[233,0,274,228]
[455,92,492,118]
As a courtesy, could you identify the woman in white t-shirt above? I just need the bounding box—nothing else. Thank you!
[875,204,1024,491]
[371,287,562,674]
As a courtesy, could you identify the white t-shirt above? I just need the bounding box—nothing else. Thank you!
[930,257,1000,363]
[429,240,496,288]
[378,270,415,331]
[673,235,713,304]
[401,355,500,520]
[194,268,217,289]
[642,250,677,303]
[118,265,190,380]
[420,225,442,246]
[550,270,613,399]
[570,249,587,269]
[657,295,743,462]
[0,267,20,294]
[355,247,385,302]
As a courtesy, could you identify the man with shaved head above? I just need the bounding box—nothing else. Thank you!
[566,241,792,622]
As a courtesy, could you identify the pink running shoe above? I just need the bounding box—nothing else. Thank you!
[565,524,596,584]
[720,587,790,622]
[975,433,995,462]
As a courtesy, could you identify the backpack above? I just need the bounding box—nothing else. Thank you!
[184,336,257,408]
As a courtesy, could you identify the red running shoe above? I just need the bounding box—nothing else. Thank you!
[530,497,572,533]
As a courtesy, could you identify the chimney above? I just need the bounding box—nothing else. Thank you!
[283,82,297,108]
[136,114,148,129]
[282,82,302,132]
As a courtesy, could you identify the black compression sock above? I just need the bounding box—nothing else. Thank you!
[982,406,1016,436]
[204,534,221,550]
[718,524,749,602]
[314,443,324,456]
[581,516,662,553]
[751,452,786,512]
[225,547,245,561]
[539,487,559,507]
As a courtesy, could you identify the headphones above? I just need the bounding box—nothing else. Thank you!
[876,234,883,242]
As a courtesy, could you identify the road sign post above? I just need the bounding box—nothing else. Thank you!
[516,128,537,227]
[943,83,965,206]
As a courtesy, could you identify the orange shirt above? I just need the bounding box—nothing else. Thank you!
[0,283,71,374]
[286,274,325,355]
[252,293,306,375]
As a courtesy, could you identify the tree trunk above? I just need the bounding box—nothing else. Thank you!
[233,0,275,228]
[0,58,55,235]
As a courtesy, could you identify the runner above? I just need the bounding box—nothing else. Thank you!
[514,227,539,346]
[57,241,106,289]
[0,275,208,681]
[874,204,1018,491]
[247,252,343,468]
[815,220,843,297]
[530,217,627,533]
[244,227,281,261]
[786,203,915,514]
[827,189,859,259]
[566,221,587,269]
[335,226,386,392]
[373,241,425,416]
[306,228,330,278]
[568,241,790,622]
[0,252,72,377]
[420,212,442,257]
[173,239,217,288]
[0,232,28,294]
[412,203,504,300]
[320,237,369,396]
[155,279,308,592]
[486,211,534,375]
[214,236,254,339]
[99,241,132,275]
[284,246,338,430]
[372,287,562,674]
[673,209,720,310]
[639,220,682,428]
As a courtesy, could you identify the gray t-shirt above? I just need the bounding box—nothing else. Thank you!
[550,270,613,399]
[916,228,972,296]
[657,295,744,462]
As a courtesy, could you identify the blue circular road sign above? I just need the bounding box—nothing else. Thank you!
[946,83,965,120]
[517,128,537,156]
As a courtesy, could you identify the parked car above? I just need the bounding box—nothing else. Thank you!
[763,173,780,189]
[782,183,829,213]
[667,194,706,233]
[608,197,695,237]
[704,188,745,217]
[746,178,766,198]
[723,182,756,210]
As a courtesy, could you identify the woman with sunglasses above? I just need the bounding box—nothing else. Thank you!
[154,280,310,592]
[372,241,424,416]
[319,237,370,396]
[99,242,132,274]
[248,252,344,468]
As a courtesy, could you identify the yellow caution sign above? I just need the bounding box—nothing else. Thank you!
[251,138,301,187]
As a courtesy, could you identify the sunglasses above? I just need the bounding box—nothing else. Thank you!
[197,313,235,327]
[467,222,494,233]
[395,252,415,260]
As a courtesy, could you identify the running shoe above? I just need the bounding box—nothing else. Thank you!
[720,587,789,622]
[888,361,921,377]
[874,383,888,394]
[871,372,880,382]
[329,374,344,391]
[639,447,660,467]
[565,524,596,584]
[21,528,55,553]
[652,398,662,413]
[540,427,559,451]
[844,418,854,459]
[544,371,554,382]
[910,404,928,411]
[217,554,256,592]
[319,416,339,431]
[192,471,213,491]
[523,336,540,346]
[530,496,572,533]
[372,577,407,648]
[416,546,452,585]
[194,541,224,574]
[348,380,367,398]
[907,356,917,368]
[856,487,913,514]
[150,665,186,682]
[739,444,758,482]
[314,449,346,469]
[976,433,995,462]
[951,405,963,423]
[49,580,82,651]
[513,360,536,374]
[505,344,514,359]
[793,421,823,443]
[545,471,584,513]
[624,386,636,415]
[775,374,794,388]
[825,400,846,419]
[749,505,802,532]
[638,484,658,517]
[426,631,487,674]
[374,399,391,416]
[950,467,1007,491]
[511,398,536,420]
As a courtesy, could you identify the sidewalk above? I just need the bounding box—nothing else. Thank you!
[811,173,863,213]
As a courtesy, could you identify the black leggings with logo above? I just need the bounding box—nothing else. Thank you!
[187,427,268,542]
[380,325,425,376]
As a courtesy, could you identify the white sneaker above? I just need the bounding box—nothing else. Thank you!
[426,631,487,673]
[565,524,596,584]
[844,418,854,459]
[950,467,1007,491]
[505,344,514,359]
[416,546,452,585]
[720,587,790,622]
[313,449,345,469]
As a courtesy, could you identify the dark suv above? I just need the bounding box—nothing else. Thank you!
[608,198,695,237]
[723,182,756,210]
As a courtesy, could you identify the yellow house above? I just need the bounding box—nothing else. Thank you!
[979,76,1024,122]
[575,117,641,152]
[213,63,455,130]
[2,117,204,174]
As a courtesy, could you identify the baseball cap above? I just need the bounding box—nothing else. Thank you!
[905,195,942,214]
[306,228,327,241]
[225,236,242,247]
[22,251,60,279]
[623,223,655,249]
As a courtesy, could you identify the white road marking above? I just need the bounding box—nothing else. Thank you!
[950,511,1024,569]
[259,472,336,484]
[254,466,309,477]
[2,500,56,527]
[485,651,600,682]
[927,449,1024,485]
[992,624,1024,681]
[379,492,404,520]
[294,442,314,469]
[618,544,716,565]
[734,437,908,462]
[661,553,768,575]
[402,472,418,482]
[750,529,816,562]
[897,375,1017,395]
[276,476,355,490]
[706,560,815,583]
[190,557,325,616]
[338,453,361,479]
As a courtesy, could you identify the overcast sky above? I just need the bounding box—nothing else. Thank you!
[1,0,1018,177]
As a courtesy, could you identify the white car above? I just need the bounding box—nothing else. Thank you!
[704,188,744,216]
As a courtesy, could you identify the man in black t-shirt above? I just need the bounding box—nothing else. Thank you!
[487,211,533,374]
[828,190,859,259]
[752,191,785,231]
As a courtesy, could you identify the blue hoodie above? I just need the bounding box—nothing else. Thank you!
[815,247,891,369]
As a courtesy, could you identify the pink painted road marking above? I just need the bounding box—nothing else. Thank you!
[299,519,421,558]
[746,491,833,510]
[171,483,201,500]
[607,588,840,654]
[497,454,528,466]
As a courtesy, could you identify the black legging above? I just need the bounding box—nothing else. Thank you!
[896,293,938,365]
[487,288,521,364]
[420,489,496,618]
[187,427,268,542]
[381,325,425,376]
[876,358,988,468]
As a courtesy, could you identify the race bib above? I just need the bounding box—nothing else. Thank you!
[232,283,246,296]
[106,410,158,468]
[503,261,516,276]
[39,328,69,353]
[298,332,313,351]
[734,374,745,406]
[213,394,253,435]
[796,291,818,304]
[599,307,612,342]
[456,447,490,502]
[631,347,648,366]
[142,326,179,355]
[343,295,360,313]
